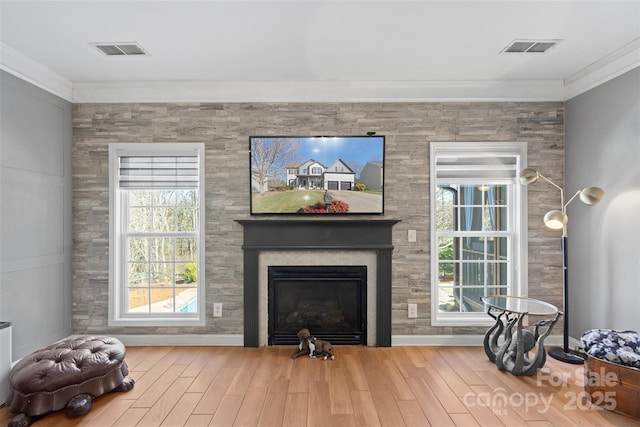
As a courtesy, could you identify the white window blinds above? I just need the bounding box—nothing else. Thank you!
[118,155,199,188]
[434,154,519,180]
[432,143,524,181]
[435,156,518,180]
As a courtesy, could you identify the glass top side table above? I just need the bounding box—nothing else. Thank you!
[481,295,561,376]
[483,295,559,316]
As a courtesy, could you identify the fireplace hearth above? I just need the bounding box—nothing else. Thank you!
[268,265,367,345]
[237,219,399,347]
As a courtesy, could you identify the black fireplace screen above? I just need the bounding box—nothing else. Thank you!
[268,266,366,345]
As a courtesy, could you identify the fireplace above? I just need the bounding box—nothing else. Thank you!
[268,265,367,345]
[237,219,399,347]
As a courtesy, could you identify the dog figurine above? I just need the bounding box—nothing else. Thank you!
[291,328,316,359]
[311,336,335,360]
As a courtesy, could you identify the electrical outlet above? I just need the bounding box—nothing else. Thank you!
[408,229,416,242]
[213,303,223,317]
[408,303,418,318]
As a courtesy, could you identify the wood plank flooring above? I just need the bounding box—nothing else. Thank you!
[1,345,638,426]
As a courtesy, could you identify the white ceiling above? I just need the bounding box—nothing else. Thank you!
[1,0,639,102]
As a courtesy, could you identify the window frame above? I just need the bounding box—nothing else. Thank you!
[430,142,528,327]
[108,143,206,326]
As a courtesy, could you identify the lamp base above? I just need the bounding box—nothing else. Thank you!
[548,346,584,364]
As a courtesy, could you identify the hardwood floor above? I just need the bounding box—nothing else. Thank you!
[1,345,638,426]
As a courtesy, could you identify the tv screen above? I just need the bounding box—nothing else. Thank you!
[250,135,384,214]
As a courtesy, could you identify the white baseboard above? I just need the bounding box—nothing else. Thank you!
[60,333,582,349]
[391,334,582,348]
[66,334,244,347]
[392,334,485,346]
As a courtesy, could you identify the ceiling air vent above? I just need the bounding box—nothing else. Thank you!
[501,39,561,54]
[91,42,148,56]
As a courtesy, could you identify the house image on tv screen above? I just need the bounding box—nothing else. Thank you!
[287,158,355,190]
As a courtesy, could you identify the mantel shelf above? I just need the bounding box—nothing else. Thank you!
[236,219,400,250]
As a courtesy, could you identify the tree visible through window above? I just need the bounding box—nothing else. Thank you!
[125,189,199,314]
[435,184,509,313]
[430,142,527,326]
[109,143,205,326]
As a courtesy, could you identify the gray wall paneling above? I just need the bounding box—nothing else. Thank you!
[0,71,73,359]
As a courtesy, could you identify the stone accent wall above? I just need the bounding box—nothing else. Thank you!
[72,102,564,337]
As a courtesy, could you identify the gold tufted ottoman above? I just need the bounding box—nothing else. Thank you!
[5,335,134,426]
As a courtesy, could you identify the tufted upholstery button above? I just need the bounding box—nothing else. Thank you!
[35,371,49,381]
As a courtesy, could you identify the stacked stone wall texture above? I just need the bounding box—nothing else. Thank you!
[72,102,564,337]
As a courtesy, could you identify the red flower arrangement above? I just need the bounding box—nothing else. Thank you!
[301,199,350,213]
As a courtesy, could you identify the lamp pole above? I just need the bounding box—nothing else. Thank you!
[519,169,604,364]
[547,233,584,363]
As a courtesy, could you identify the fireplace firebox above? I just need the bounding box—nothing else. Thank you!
[268,266,366,345]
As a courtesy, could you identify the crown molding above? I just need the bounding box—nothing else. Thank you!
[2,40,637,104]
[71,79,566,103]
[563,39,640,100]
[0,43,73,102]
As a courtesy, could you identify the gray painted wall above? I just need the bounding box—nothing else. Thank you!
[566,68,640,337]
[0,71,73,359]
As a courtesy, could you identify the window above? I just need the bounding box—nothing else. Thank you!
[109,143,205,326]
[430,142,527,326]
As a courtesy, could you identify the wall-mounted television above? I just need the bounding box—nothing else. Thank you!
[250,135,385,214]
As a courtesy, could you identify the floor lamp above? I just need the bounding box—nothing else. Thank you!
[519,168,605,364]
